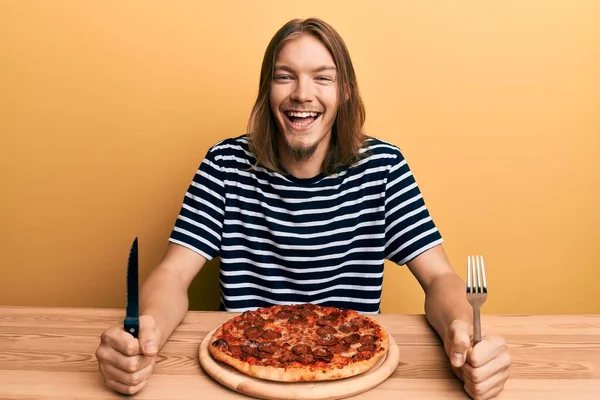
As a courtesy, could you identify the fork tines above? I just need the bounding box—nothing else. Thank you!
[467,255,487,294]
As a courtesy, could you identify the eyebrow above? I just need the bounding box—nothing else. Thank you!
[274,65,337,73]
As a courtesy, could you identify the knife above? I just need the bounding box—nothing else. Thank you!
[124,237,139,338]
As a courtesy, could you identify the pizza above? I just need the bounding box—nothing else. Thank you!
[207,303,388,382]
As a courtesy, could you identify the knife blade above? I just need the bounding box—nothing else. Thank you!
[124,237,139,338]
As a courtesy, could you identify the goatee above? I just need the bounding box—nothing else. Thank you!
[282,133,318,163]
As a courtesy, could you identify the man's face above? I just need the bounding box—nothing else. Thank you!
[269,34,339,163]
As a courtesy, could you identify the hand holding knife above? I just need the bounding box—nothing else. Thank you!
[124,237,140,338]
[97,237,158,395]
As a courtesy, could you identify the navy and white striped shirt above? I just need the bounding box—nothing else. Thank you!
[169,134,443,314]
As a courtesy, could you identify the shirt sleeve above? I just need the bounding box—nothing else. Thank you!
[168,146,225,260]
[384,148,443,265]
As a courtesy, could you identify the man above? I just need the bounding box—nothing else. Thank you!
[96,18,511,399]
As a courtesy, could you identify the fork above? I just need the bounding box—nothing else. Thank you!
[466,255,487,345]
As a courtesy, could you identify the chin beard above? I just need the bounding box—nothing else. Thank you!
[282,136,319,163]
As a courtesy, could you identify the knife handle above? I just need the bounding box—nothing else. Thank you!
[124,317,139,339]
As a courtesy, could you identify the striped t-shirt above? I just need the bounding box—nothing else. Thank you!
[169,134,443,314]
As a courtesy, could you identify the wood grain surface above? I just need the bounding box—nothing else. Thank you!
[0,307,599,399]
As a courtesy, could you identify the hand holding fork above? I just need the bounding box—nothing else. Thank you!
[444,255,512,400]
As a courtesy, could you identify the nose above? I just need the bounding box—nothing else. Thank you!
[290,76,314,103]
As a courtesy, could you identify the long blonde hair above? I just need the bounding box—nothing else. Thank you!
[247,18,367,176]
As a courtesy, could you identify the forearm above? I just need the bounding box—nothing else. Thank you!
[139,267,190,349]
[424,272,472,341]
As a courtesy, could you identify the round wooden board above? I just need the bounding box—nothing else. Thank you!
[199,328,400,400]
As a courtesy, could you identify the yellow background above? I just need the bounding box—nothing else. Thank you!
[1,1,598,314]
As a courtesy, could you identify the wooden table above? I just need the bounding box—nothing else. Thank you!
[0,306,599,399]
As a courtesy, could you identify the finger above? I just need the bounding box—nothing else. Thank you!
[463,350,511,384]
[101,358,155,387]
[104,377,148,395]
[467,335,508,368]
[100,326,141,356]
[138,316,159,356]
[464,371,507,400]
[445,320,472,367]
[97,345,153,373]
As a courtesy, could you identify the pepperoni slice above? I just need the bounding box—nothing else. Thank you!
[317,333,339,346]
[342,333,360,344]
[242,341,260,356]
[243,311,261,322]
[351,317,367,328]
[316,312,340,327]
[229,345,243,357]
[258,342,280,354]
[275,309,293,319]
[260,329,282,340]
[317,317,339,327]
[330,343,351,354]
[233,319,252,330]
[312,347,333,360]
[288,314,308,324]
[359,334,377,345]
[357,344,377,353]
[317,326,337,335]
[299,353,315,364]
[339,321,359,333]
[292,344,312,355]
[327,311,341,320]
[253,316,267,327]
[211,338,229,349]
[300,309,319,318]
[278,351,298,363]
[244,326,263,339]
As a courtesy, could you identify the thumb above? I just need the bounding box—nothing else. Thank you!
[445,320,471,368]
[138,315,159,356]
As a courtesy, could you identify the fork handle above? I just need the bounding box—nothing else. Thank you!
[473,307,482,345]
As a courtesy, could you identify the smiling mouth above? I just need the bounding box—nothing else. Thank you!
[284,111,322,129]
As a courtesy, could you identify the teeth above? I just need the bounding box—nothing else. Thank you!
[286,111,319,118]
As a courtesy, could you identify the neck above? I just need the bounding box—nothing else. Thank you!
[277,135,331,180]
